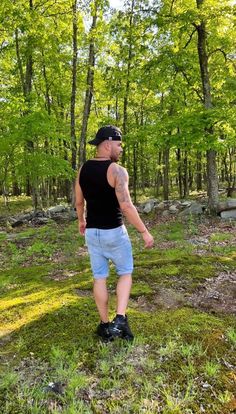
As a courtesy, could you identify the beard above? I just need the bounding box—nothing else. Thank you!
[111,155,119,162]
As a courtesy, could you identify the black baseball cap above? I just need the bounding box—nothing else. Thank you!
[88,125,122,146]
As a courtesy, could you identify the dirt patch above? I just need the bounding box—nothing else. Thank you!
[74,288,91,297]
[131,272,236,315]
[197,219,236,237]
[157,241,178,250]
[48,269,78,281]
[50,251,66,264]
[75,246,88,257]
[51,246,88,264]
[188,271,236,314]
[130,288,186,312]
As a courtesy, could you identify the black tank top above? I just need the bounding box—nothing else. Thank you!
[79,160,123,229]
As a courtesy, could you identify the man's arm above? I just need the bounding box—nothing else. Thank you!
[75,170,86,235]
[113,164,154,248]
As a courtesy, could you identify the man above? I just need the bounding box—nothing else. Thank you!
[75,125,154,342]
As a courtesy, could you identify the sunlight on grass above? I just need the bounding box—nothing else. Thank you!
[0,211,236,413]
[0,288,80,335]
[0,195,32,215]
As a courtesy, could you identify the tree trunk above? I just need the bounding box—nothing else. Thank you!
[70,0,78,206]
[183,150,189,197]
[196,151,202,190]
[133,143,137,204]
[206,150,219,205]
[71,0,78,173]
[176,149,183,199]
[15,0,40,209]
[155,151,162,197]
[12,166,21,196]
[63,139,71,203]
[79,6,97,166]
[189,160,193,190]
[122,0,135,166]
[163,147,169,200]
[196,0,218,212]
[42,53,51,116]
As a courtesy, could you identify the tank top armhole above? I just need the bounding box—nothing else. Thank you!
[106,161,116,189]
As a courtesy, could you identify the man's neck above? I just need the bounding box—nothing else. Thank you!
[94,155,111,160]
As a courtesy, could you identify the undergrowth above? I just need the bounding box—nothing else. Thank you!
[0,203,236,414]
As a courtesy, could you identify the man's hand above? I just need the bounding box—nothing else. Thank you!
[79,220,86,236]
[141,230,154,249]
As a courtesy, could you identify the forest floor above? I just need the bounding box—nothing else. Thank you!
[0,197,236,414]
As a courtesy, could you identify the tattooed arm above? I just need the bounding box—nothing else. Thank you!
[113,164,154,248]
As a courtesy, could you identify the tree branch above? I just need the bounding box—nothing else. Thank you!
[208,48,227,62]
[178,68,204,102]
[183,28,197,49]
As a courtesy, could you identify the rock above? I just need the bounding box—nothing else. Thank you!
[47,205,67,215]
[139,199,158,214]
[217,199,236,213]
[9,211,35,227]
[180,201,192,208]
[32,210,46,218]
[162,210,170,217]
[202,382,211,389]
[31,217,50,225]
[188,237,209,246]
[169,205,179,214]
[44,381,65,395]
[220,209,236,219]
[68,208,77,221]
[224,198,236,208]
[179,202,205,216]
[156,202,165,210]
[189,202,206,214]
[16,213,33,221]
[143,202,154,214]
[10,218,25,228]
[217,202,226,213]
[50,214,70,223]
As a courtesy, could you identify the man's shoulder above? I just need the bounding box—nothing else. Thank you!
[109,164,129,185]
[109,163,127,175]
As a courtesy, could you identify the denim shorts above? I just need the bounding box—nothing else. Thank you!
[85,225,133,279]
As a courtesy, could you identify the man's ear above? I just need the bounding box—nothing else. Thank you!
[104,140,112,151]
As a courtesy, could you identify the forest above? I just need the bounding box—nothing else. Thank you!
[0,0,235,211]
[1,2,236,413]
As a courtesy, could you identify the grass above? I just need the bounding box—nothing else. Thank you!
[0,200,236,413]
[0,195,33,217]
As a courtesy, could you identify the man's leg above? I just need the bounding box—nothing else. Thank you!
[109,274,134,341]
[93,278,109,322]
[116,274,132,315]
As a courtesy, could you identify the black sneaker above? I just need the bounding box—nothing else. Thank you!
[109,315,134,341]
[96,322,114,342]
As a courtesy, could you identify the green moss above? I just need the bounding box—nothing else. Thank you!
[210,232,234,242]
[133,248,216,291]
[1,214,236,413]
[155,264,181,276]
[130,282,153,297]
[0,195,32,217]
[0,232,7,242]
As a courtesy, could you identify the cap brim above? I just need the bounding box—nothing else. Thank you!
[88,135,122,145]
[88,138,101,145]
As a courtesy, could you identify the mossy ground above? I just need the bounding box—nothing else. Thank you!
[0,200,236,414]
